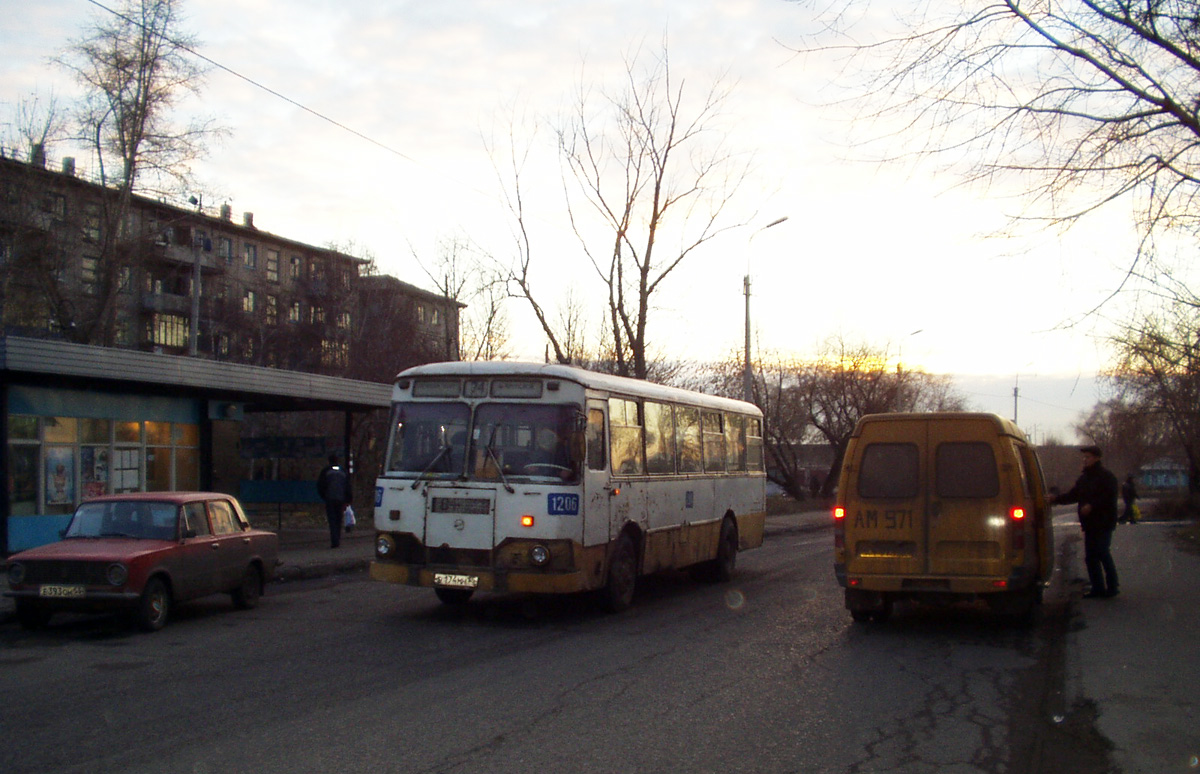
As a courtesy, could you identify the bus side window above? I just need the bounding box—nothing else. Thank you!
[702,410,725,472]
[587,408,606,471]
[609,397,645,475]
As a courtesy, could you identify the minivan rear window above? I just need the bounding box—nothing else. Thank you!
[936,442,999,498]
[858,443,919,498]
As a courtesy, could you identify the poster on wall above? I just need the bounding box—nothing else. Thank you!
[81,446,110,498]
[45,446,75,505]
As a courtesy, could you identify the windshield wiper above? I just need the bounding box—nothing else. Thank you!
[484,427,515,494]
[410,446,452,490]
[99,531,137,539]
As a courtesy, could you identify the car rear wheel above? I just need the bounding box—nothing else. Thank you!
[15,600,52,630]
[231,564,262,610]
[136,577,170,632]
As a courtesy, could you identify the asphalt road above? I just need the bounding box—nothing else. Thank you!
[0,514,1189,773]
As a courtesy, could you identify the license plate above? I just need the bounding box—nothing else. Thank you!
[433,573,479,589]
[39,584,86,598]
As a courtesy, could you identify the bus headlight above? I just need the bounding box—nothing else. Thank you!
[105,563,128,587]
[376,534,397,558]
[529,544,550,567]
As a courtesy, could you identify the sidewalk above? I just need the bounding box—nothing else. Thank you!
[1063,519,1200,773]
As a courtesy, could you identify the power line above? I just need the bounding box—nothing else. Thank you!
[83,0,419,166]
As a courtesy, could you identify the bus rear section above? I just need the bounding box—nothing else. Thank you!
[833,412,1053,623]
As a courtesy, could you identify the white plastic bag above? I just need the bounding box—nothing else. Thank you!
[343,504,356,530]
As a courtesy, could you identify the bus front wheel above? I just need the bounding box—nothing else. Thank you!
[600,533,637,613]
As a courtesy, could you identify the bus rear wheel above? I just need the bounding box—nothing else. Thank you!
[600,533,637,613]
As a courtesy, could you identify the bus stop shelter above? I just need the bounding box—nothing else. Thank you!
[0,336,392,552]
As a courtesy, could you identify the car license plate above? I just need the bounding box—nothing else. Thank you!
[39,584,85,598]
[433,573,479,589]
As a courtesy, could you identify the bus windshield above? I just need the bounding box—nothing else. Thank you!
[472,403,579,483]
[384,401,580,483]
[385,403,471,478]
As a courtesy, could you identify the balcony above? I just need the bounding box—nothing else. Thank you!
[155,243,227,274]
[140,291,190,315]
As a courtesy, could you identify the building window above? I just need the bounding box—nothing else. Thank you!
[288,301,301,323]
[149,314,188,348]
[310,305,324,324]
[243,289,257,314]
[265,295,278,325]
[83,203,101,243]
[218,237,233,262]
[289,255,303,280]
[321,340,348,368]
[266,249,279,282]
[417,305,426,324]
[243,243,257,269]
[337,311,350,330]
[118,266,132,294]
[81,256,99,295]
[42,192,66,219]
[430,308,441,326]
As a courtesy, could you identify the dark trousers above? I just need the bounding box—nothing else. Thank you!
[1083,528,1118,594]
[325,501,344,548]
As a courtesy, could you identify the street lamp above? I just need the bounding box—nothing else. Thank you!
[744,216,789,402]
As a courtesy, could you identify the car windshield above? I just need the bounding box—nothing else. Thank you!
[65,501,181,540]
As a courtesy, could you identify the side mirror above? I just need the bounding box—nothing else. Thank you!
[183,529,197,539]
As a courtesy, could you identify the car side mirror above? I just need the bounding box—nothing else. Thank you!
[183,529,197,539]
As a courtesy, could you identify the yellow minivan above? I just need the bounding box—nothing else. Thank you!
[833,412,1053,623]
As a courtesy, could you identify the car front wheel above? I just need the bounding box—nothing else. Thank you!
[136,577,171,632]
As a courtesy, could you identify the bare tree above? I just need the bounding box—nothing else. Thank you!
[415,233,510,362]
[491,40,751,379]
[793,337,967,495]
[1107,284,1200,497]
[793,1,1200,282]
[53,0,221,345]
[2,90,69,154]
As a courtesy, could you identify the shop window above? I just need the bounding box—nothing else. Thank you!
[145,421,171,445]
[116,421,141,443]
[44,417,77,444]
[45,446,75,510]
[146,446,171,491]
[9,415,38,440]
[8,445,38,515]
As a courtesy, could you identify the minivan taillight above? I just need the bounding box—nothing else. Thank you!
[1010,507,1026,520]
[833,506,846,552]
[1010,506,1026,550]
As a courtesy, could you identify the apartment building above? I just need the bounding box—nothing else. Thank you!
[0,146,460,374]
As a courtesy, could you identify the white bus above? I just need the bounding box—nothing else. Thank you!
[369,362,766,611]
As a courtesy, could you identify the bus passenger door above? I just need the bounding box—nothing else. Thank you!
[583,401,611,548]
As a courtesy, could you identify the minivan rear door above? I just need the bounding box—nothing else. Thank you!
[926,418,1008,577]
[844,417,927,577]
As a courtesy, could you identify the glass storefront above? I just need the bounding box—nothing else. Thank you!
[7,415,200,515]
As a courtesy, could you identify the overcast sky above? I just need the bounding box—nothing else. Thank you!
[1,0,1139,440]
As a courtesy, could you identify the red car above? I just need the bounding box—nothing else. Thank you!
[5,492,279,632]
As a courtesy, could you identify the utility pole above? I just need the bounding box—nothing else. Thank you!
[743,216,789,402]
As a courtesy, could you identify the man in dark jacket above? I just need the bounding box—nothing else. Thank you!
[316,454,351,549]
[1051,445,1120,598]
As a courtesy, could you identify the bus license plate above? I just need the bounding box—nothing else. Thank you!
[433,573,479,589]
[39,584,85,598]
